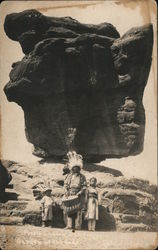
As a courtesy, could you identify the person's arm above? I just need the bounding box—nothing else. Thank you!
[85,188,89,203]
[64,174,71,196]
[81,174,87,190]
[77,174,87,196]
[96,190,98,200]
[51,197,56,206]
[40,197,45,212]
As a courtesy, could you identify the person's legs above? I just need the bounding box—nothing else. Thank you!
[48,220,52,227]
[91,219,96,231]
[75,211,82,230]
[71,213,77,231]
[63,211,67,225]
[88,219,92,231]
[66,216,72,229]
[43,220,49,227]
[42,221,46,227]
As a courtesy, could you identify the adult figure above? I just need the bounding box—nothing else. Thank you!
[63,151,87,231]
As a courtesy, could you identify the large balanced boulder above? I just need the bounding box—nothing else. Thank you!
[4,10,153,161]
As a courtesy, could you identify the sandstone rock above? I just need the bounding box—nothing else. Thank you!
[119,213,158,230]
[0,160,12,202]
[4,9,119,54]
[101,188,155,216]
[116,223,150,232]
[112,195,139,215]
[120,214,139,224]
[4,10,153,161]
[0,216,23,225]
[98,176,158,195]
[1,160,157,231]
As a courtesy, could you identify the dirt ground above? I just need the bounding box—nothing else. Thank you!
[0,225,157,250]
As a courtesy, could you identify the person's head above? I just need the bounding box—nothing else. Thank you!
[44,188,52,196]
[72,165,81,174]
[89,177,97,187]
[63,165,70,175]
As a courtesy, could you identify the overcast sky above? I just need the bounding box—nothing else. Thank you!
[0,1,157,183]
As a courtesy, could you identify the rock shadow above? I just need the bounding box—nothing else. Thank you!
[0,191,19,203]
[38,156,66,165]
[38,159,123,177]
[83,163,123,177]
[4,192,19,202]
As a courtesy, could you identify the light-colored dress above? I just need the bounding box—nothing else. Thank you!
[85,186,99,220]
[41,195,53,221]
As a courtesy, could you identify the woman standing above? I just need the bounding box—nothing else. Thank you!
[85,177,99,231]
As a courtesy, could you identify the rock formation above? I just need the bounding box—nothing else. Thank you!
[4,10,153,161]
[0,160,12,202]
[0,160,157,232]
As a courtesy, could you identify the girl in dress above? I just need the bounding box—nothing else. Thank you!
[85,177,99,231]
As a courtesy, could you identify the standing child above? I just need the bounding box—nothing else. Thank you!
[85,177,99,231]
[41,188,54,227]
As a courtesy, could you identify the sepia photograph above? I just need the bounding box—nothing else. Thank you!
[0,1,157,249]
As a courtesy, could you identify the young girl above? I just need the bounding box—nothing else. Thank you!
[41,187,54,227]
[85,177,99,231]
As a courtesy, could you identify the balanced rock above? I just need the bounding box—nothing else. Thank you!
[4,10,153,161]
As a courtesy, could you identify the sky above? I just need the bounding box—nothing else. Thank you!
[0,1,157,183]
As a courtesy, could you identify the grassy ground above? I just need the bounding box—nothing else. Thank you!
[0,225,157,250]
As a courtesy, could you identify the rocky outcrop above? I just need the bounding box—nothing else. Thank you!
[4,10,153,161]
[0,160,157,232]
[0,160,12,202]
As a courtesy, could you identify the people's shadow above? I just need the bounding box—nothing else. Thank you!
[96,205,116,231]
[83,163,123,177]
[82,205,116,231]
[52,204,65,228]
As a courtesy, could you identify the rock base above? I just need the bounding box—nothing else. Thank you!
[0,160,157,232]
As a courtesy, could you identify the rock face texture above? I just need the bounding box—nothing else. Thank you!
[0,160,157,232]
[4,10,153,161]
[0,160,12,202]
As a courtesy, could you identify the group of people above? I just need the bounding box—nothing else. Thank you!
[40,151,99,232]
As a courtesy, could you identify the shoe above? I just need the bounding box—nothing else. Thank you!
[72,229,75,232]
[42,224,45,228]
[64,226,71,230]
